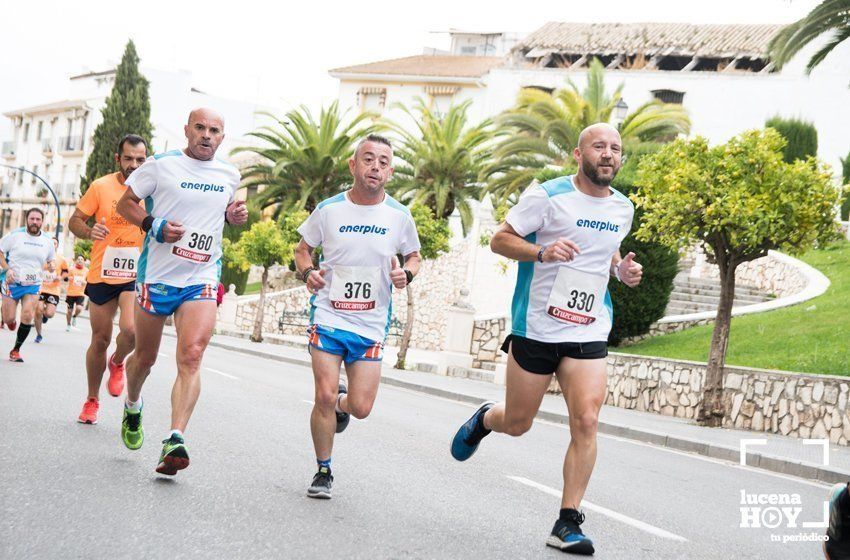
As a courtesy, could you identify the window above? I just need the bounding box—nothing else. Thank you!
[460,46,477,55]
[652,89,685,104]
[424,86,460,117]
[37,121,43,141]
[23,123,30,142]
[0,209,12,237]
[357,87,387,114]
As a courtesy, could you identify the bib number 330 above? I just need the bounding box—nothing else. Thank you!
[329,266,379,311]
[546,267,608,326]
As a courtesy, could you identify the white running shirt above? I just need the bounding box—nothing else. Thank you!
[506,175,634,343]
[0,228,55,286]
[126,150,240,287]
[298,191,421,342]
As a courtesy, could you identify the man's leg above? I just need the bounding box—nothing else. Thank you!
[66,300,73,326]
[337,359,382,420]
[482,350,552,436]
[169,300,217,432]
[11,295,38,358]
[34,301,44,338]
[43,302,56,319]
[125,306,167,404]
[310,349,344,462]
[555,357,607,510]
[74,303,84,318]
[1,295,17,327]
[85,297,120,399]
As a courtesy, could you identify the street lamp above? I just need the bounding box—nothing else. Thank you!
[614,98,629,129]
[0,163,62,240]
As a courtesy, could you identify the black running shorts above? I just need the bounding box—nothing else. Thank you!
[501,334,608,375]
[39,293,60,306]
[66,295,86,307]
[84,281,134,306]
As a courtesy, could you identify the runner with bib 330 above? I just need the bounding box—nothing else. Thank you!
[115,108,248,476]
[449,123,643,556]
[294,134,421,499]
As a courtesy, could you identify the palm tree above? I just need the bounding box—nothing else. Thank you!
[768,0,850,73]
[232,102,380,217]
[389,98,499,235]
[486,58,690,205]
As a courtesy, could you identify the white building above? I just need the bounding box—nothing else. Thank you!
[0,66,268,247]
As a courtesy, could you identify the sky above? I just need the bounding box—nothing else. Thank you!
[0,0,822,138]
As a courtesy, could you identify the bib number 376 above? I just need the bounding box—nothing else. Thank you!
[329,266,379,311]
[546,267,608,326]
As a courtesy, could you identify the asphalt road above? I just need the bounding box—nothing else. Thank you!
[0,319,836,559]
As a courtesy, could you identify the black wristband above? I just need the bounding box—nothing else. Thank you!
[537,246,546,263]
[300,266,315,283]
[404,269,414,285]
[141,215,154,233]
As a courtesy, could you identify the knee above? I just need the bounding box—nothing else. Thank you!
[570,411,599,440]
[503,416,534,437]
[43,307,55,318]
[314,387,338,411]
[177,342,205,371]
[132,351,157,372]
[347,398,373,420]
[90,333,110,353]
[118,327,136,344]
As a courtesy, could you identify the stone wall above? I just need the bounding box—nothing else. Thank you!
[690,247,807,298]
[569,353,850,445]
[235,287,311,335]
[470,315,509,368]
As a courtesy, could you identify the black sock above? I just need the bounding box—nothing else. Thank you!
[560,508,581,523]
[471,408,492,439]
[14,323,33,351]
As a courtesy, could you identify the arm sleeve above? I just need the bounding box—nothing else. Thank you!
[125,159,158,199]
[296,208,323,248]
[76,183,99,216]
[398,214,421,256]
[505,183,550,238]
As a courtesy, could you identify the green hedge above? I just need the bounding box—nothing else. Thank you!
[841,152,850,221]
[765,116,818,163]
[220,202,262,295]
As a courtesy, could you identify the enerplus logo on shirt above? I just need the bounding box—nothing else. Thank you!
[338,224,389,235]
[576,218,620,233]
[180,181,226,193]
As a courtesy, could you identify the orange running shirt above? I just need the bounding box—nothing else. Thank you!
[76,172,145,285]
[39,255,68,296]
[67,265,89,296]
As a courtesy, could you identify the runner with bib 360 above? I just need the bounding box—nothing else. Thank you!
[116,108,247,476]
[69,134,148,424]
[449,123,643,556]
[294,134,421,499]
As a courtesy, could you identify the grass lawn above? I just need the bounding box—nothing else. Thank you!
[243,281,262,295]
[619,241,850,376]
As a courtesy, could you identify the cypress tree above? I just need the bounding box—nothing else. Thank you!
[81,40,153,194]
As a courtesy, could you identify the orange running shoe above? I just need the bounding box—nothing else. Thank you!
[9,349,23,362]
[107,353,126,397]
[77,397,99,424]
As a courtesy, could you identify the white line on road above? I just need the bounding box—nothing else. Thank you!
[158,352,169,358]
[507,476,688,542]
[206,367,238,380]
[302,400,314,405]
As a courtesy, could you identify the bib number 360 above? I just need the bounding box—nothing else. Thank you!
[546,267,608,326]
[329,266,379,311]
[172,226,216,263]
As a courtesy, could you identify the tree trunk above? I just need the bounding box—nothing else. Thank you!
[697,258,737,427]
[251,265,268,343]
[394,284,415,370]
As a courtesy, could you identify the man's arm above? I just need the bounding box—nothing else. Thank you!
[294,239,325,294]
[490,222,579,263]
[69,209,110,241]
[0,251,11,283]
[116,188,184,242]
[610,250,642,288]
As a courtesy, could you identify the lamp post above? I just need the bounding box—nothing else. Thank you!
[0,163,62,240]
[614,98,629,130]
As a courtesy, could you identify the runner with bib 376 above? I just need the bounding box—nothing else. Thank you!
[294,134,421,499]
[449,123,643,556]
[116,109,247,476]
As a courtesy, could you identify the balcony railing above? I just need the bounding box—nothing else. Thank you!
[59,135,83,152]
[1,142,15,158]
[41,138,53,153]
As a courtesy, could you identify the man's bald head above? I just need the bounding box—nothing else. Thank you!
[577,122,620,150]
[573,122,623,189]
[184,108,226,161]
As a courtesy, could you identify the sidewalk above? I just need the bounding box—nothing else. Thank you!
[173,328,850,484]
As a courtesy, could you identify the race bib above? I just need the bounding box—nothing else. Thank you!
[172,226,216,263]
[546,267,608,326]
[43,271,56,283]
[19,268,40,286]
[73,276,85,287]
[329,266,379,312]
[102,246,140,279]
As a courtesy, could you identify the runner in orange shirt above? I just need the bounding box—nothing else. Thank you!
[65,255,88,331]
[34,237,68,343]
[69,134,147,424]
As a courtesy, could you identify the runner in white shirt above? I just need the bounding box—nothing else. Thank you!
[294,134,421,499]
[115,108,248,476]
[450,124,644,555]
[0,208,56,362]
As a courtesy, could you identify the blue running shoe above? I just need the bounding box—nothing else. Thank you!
[336,381,350,434]
[450,401,494,461]
[547,510,594,555]
[34,334,43,343]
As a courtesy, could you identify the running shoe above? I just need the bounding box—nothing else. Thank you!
[65,325,70,332]
[546,511,595,555]
[77,397,99,424]
[107,353,126,397]
[121,405,144,450]
[41,316,48,324]
[450,401,494,461]
[72,317,77,327]
[8,320,16,331]
[9,349,23,362]
[34,334,43,343]
[826,482,850,559]
[307,466,333,499]
[155,433,190,475]
[336,381,350,434]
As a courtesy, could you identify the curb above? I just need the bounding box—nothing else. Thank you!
[195,335,850,485]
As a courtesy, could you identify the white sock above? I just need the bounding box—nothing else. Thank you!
[335,394,345,414]
[169,429,183,439]
[125,398,142,412]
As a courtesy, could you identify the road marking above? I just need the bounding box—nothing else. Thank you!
[302,400,314,405]
[206,367,238,380]
[158,352,169,358]
[507,476,688,542]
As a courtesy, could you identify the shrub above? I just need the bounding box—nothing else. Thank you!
[765,116,818,163]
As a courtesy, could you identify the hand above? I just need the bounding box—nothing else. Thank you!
[5,269,14,284]
[226,200,249,226]
[90,217,110,241]
[618,252,643,288]
[47,262,55,273]
[542,238,580,263]
[162,221,185,243]
[306,269,326,294]
[390,257,407,289]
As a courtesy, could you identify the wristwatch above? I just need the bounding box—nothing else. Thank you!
[537,246,546,263]
[404,269,414,284]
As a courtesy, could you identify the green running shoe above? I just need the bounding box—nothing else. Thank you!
[155,433,190,476]
[121,405,144,450]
